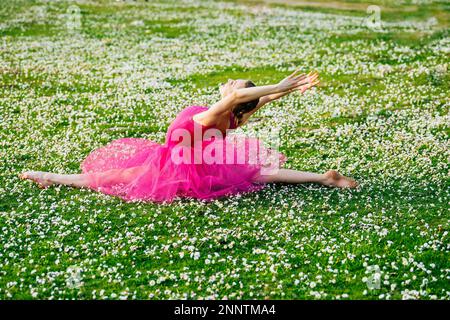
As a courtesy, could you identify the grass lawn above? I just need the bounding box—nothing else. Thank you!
[0,0,448,299]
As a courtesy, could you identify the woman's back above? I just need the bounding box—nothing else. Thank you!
[165,105,236,148]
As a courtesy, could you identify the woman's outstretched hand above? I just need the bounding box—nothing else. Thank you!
[297,71,320,94]
[277,68,309,92]
[277,68,320,94]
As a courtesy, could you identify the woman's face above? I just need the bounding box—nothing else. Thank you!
[219,78,249,98]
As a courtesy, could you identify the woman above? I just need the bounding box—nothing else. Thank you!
[19,69,358,202]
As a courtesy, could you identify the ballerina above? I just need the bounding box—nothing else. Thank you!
[19,69,358,202]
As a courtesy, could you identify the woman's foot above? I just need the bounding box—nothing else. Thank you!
[19,171,55,189]
[322,170,358,189]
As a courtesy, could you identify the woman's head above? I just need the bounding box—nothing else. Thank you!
[219,78,259,125]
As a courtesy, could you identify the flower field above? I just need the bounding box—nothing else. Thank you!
[0,0,448,299]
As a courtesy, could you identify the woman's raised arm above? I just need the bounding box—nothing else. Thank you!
[206,68,308,117]
[262,71,320,104]
[234,68,308,104]
[237,71,320,127]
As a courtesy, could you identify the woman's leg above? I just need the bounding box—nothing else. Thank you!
[256,169,358,188]
[19,166,147,189]
[19,171,91,189]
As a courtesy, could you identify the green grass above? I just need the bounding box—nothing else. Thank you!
[0,0,448,300]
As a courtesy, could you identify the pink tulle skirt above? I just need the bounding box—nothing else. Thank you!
[81,135,287,203]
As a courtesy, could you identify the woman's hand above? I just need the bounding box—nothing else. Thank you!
[294,71,320,94]
[260,70,320,106]
[276,68,310,92]
[245,70,320,122]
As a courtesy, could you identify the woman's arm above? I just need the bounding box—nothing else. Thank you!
[238,71,320,127]
[234,70,309,105]
[206,68,307,117]
[260,71,319,105]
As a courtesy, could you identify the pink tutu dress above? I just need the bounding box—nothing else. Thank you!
[81,105,287,202]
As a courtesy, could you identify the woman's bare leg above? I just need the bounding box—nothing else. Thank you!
[19,166,147,189]
[19,171,91,188]
[256,169,358,188]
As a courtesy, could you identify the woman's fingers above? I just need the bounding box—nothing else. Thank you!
[307,78,320,86]
[289,67,302,79]
[285,69,320,92]
[297,72,318,87]
[292,69,319,81]
[309,81,320,88]
[308,80,320,89]
[309,76,319,84]
[297,78,320,94]
[307,73,319,84]
[293,74,307,82]
[296,77,310,86]
[308,71,318,79]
